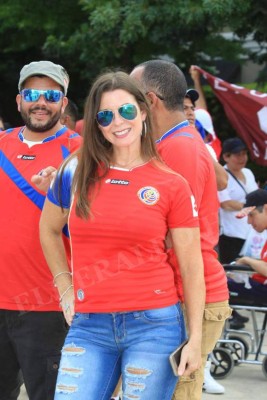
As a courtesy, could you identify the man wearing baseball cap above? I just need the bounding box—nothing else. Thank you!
[0,61,81,399]
[228,189,267,302]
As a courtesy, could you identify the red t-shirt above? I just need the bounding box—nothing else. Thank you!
[64,161,199,312]
[252,240,267,284]
[0,126,81,311]
[157,122,229,303]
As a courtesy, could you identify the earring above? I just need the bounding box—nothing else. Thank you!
[142,121,147,137]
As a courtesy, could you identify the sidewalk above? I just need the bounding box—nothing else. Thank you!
[203,308,267,399]
[203,363,267,399]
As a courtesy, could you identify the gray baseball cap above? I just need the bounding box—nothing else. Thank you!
[18,61,69,95]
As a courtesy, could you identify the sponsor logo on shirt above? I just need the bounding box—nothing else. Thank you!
[137,186,160,206]
[105,179,130,185]
[17,154,36,160]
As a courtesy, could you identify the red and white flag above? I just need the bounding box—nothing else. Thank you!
[196,66,267,166]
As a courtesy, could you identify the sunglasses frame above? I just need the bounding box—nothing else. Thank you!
[20,89,64,103]
[96,103,138,127]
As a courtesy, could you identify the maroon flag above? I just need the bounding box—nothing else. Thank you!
[196,66,267,166]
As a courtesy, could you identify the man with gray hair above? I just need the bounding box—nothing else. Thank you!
[0,61,81,400]
[131,60,231,400]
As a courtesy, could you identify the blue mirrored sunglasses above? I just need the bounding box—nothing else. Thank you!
[96,103,138,127]
[20,89,64,103]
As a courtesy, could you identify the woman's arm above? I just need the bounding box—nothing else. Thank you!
[220,199,244,211]
[40,198,74,325]
[211,158,228,191]
[236,256,267,277]
[170,226,205,377]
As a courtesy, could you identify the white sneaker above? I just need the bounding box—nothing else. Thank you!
[203,360,225,394]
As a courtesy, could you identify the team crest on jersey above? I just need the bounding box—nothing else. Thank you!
[17,154,36,160]
[137,186,160,206]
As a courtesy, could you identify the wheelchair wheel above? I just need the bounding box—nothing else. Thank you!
[262,355,267,378]
[220,336,249,365]
[210,348,234,379]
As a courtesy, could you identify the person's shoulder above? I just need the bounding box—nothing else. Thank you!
[0,127,21,143]
[172,125,200,141]
[242,167,256,178]
[61,128,82,141]
[150,161,188,185]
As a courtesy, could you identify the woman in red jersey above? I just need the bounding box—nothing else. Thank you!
[40,71,205,400]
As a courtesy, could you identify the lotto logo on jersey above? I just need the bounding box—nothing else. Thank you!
[137,186,160,206]
[105,179,130,185]
[17,154,36,160]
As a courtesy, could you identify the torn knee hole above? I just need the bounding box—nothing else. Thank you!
[127,381,145,390]
[62,343,85,356]
[126,366,152,377]
[56,383,78,393]
[60,367,83,377]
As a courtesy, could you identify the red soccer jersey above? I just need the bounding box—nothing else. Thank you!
[157,122,229,303]
[65,161,199,312]
[252,240,267,284]
[0,127,81,311]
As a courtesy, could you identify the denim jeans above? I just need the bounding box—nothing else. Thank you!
[55,303,186,400]
[0,310,67,400]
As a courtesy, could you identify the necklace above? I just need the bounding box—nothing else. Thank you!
[111,154,143,169]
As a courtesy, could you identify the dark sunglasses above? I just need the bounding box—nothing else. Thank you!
[96,103,138,127]
[20,89,64,103]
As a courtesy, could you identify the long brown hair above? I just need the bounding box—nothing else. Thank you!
[71,71,159,219]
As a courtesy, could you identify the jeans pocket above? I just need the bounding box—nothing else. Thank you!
[72,312,90,323]
[142,304,180,324]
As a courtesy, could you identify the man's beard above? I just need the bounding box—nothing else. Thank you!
[20,106,61,133]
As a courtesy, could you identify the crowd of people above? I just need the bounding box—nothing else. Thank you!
[0,59,266,400]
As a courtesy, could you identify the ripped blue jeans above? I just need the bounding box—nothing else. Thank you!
[55,303,186,400]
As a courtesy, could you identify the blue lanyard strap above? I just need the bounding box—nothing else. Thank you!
[155,120,189,144]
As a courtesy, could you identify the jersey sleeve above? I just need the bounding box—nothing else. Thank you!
[167,174,199,229]
[47,157,77,208]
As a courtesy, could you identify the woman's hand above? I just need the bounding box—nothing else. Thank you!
[31,166,57,193]
[60,286,75,326]
[235,256,251,266]
[177,340,202,377]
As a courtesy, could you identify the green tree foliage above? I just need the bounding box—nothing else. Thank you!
[0,0,266,125]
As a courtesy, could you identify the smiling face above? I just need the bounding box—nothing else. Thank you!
[97,89,146,151]
[16,76,68,134]
[223,150,248,170]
